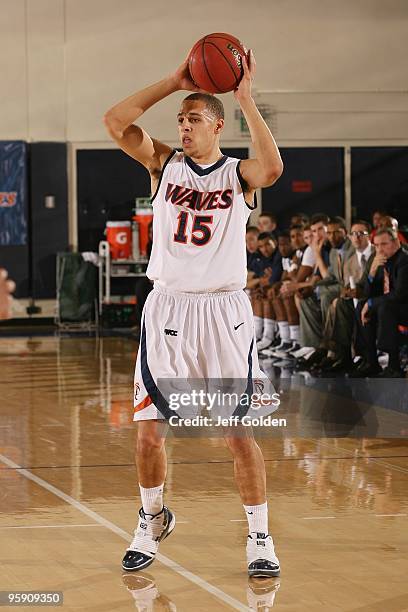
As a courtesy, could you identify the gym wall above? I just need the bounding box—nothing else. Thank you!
[1,0,407,143]
[1,0,407,303]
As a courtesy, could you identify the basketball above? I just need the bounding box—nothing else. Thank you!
[188,33,247,94]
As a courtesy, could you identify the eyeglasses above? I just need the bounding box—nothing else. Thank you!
[350,231,369,237]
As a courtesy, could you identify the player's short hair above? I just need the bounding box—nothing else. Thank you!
[246,225,259,235]
[291,212,309,224]
[310,213,330,226]
[183,93,224,120]
[328,216,347,231]
[351,219,372,233]
[375,227,398,241]
[290,223,304,232]
[278,230,291,240]
[258,231,275,242]
[259,212,277,223]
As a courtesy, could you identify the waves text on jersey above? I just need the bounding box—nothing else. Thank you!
[165,183,233,211]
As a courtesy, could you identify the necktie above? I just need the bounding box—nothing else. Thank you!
[383,267,390,294]
[360,254,366,271]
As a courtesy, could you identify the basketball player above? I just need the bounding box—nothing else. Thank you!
[104,49,283,577]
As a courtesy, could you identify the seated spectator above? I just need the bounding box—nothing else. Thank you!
[279,214,330,301]
[316,220,375,373]
[0,268,15,320]
[370,209,387,241]
[261,232,302,358]
[246,226,260,270]
[246,233,282,347]
[257,212,278,239]
[353,228,408,377]
[290,212,309,227]
[289,224,307,260]
[377,215,407,244]
[302,224,312,247]
[295,216,355,368]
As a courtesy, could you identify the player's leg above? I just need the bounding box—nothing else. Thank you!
[223,427,280,577]
[123,289,187,571]
[203,290,280,577]
[123,418,176,572]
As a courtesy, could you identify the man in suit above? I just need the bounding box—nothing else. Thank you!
[354,228,408,377]
[319,220,375,373]
[297,216,355,367]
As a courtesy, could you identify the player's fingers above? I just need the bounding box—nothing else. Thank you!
[241,53,249,76]
[0,268,8,281]
[6,280,16,293]
[248,49,256,75]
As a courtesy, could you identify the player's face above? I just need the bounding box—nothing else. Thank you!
[303,229,312,245]
[327,224,346,248]
[350,224,370,250]
[374,234,399,259]
[311,222,327,242]
[246,232,259,253]
[258,238,275,258]
[177,101,223,157]
[290,229,305,250]
[258,216,276,232]
[372,211,383,228]
[278,237,292,257]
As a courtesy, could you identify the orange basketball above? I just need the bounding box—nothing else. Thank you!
[188,33,247,94]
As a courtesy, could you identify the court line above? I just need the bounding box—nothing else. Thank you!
[317,441,408,477]
[302,516,336,520]
[0,452,249,612]
[2,454,408,471]
[0,524,104,530]
[375,513,407,517]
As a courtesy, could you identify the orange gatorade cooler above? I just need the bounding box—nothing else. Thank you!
[133,210,153,256]
[106,221,131,259]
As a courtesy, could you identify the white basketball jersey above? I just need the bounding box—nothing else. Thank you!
[146,151,255,292]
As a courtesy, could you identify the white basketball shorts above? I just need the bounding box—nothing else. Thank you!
[133,286,278,422]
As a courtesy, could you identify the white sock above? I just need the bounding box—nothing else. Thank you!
[244,501,268,534]
[139,483,164,516]
[254,316,263,339]
[263,318,276,340]
[278,321,290,341]
[289,325,300,342]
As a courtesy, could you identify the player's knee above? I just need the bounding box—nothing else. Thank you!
[224,433,256,457]
[136,423,165,453]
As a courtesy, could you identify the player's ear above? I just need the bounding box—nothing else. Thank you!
[214,118,224,133]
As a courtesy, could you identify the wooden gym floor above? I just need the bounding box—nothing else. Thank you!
[0,336,407,611]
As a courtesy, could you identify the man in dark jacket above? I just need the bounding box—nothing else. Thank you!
[355,228,408,377]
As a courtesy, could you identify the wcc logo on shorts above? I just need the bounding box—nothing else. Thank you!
[164,328,178,337]
[134,382,140,402]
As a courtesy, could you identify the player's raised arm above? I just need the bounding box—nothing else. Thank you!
[235,51,283,190]
[103,57,202,172]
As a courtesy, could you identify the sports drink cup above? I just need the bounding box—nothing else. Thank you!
[106,221,132,259]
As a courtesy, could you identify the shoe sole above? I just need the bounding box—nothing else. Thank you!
[248,566,280,578]
[122,511,176,572]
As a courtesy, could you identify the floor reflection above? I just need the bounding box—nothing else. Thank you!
[122,573,177,611]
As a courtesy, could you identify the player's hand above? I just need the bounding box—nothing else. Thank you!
[280,281,296,296]
[369,253,387,277]
[0,268,15,320]
[311,236,324,255]
[234,49,254,102]
[341,286,357,299]
[170,56,207,93]
[361,301,370,325]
